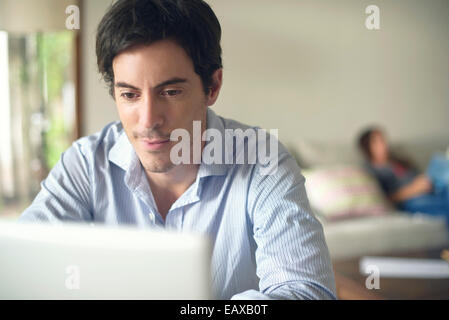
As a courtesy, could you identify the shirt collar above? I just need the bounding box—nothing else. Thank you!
[108,130,152,204]
[196,108,230,179]
[108,129,135,172]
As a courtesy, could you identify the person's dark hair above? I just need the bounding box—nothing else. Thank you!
[96,0,223,97]
[357,126,417,171]
[358,127,376,161]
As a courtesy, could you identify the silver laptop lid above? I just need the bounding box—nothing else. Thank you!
[0,220,212,300]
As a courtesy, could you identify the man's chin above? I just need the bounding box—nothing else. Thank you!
[136,149,175,173]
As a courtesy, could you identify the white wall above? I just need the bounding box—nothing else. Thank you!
[81,0,449,147]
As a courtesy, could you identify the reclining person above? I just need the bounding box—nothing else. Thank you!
[358,127,449,226]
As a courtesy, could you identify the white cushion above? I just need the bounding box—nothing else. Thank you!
[322,212,449,260]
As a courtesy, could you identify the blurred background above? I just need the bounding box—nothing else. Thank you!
[0,0,79,217]
[0,0,448,214]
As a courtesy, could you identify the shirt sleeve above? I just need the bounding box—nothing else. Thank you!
[234,152,337,300]
[18,141,93,223]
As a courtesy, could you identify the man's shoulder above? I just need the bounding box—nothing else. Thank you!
[213,112,288,155]
[216,113,255,132]
[211,112,295,178]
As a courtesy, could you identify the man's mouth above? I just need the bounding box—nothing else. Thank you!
[140,138,170,150]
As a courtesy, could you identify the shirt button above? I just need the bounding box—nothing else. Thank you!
[148,212,155,224]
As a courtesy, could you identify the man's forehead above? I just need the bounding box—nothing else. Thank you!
[112,40,196,84]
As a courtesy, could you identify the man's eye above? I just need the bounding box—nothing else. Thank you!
[161,89,182,97]
[121,92,139,100]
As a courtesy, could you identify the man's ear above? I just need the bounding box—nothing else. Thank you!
[206,68,223,107]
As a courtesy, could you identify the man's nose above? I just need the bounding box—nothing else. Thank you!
[139,95,164,129]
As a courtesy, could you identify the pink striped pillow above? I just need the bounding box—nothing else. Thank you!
[302,165,392,221]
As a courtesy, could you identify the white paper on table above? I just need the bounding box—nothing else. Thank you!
[359,256,449,279]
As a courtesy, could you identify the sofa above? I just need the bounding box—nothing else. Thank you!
[288,138,449,260]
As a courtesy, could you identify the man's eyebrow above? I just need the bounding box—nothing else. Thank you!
[115,82,141,91]
[114,78,188,91]
[154,77,188,89]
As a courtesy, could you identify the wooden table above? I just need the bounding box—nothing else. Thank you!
[332,247,449,300]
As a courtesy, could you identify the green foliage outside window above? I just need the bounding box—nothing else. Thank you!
[37,31,75,169]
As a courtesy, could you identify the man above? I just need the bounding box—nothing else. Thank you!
[19,0,336,300]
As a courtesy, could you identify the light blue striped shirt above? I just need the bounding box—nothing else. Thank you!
[19,108,336,300]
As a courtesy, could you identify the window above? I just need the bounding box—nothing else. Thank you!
[0,30,77,217]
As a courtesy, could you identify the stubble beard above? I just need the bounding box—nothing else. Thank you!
[141,150,176,173]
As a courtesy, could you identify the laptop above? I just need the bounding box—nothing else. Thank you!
[0,220,213,299]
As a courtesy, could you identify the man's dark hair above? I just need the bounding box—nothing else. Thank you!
[96,0,223,97]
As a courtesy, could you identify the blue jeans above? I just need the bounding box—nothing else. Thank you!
[399,154,449,228]
[399,193,449,216]
[427,153,449,196]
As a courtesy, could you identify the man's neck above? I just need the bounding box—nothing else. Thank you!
[145,163,200,219]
